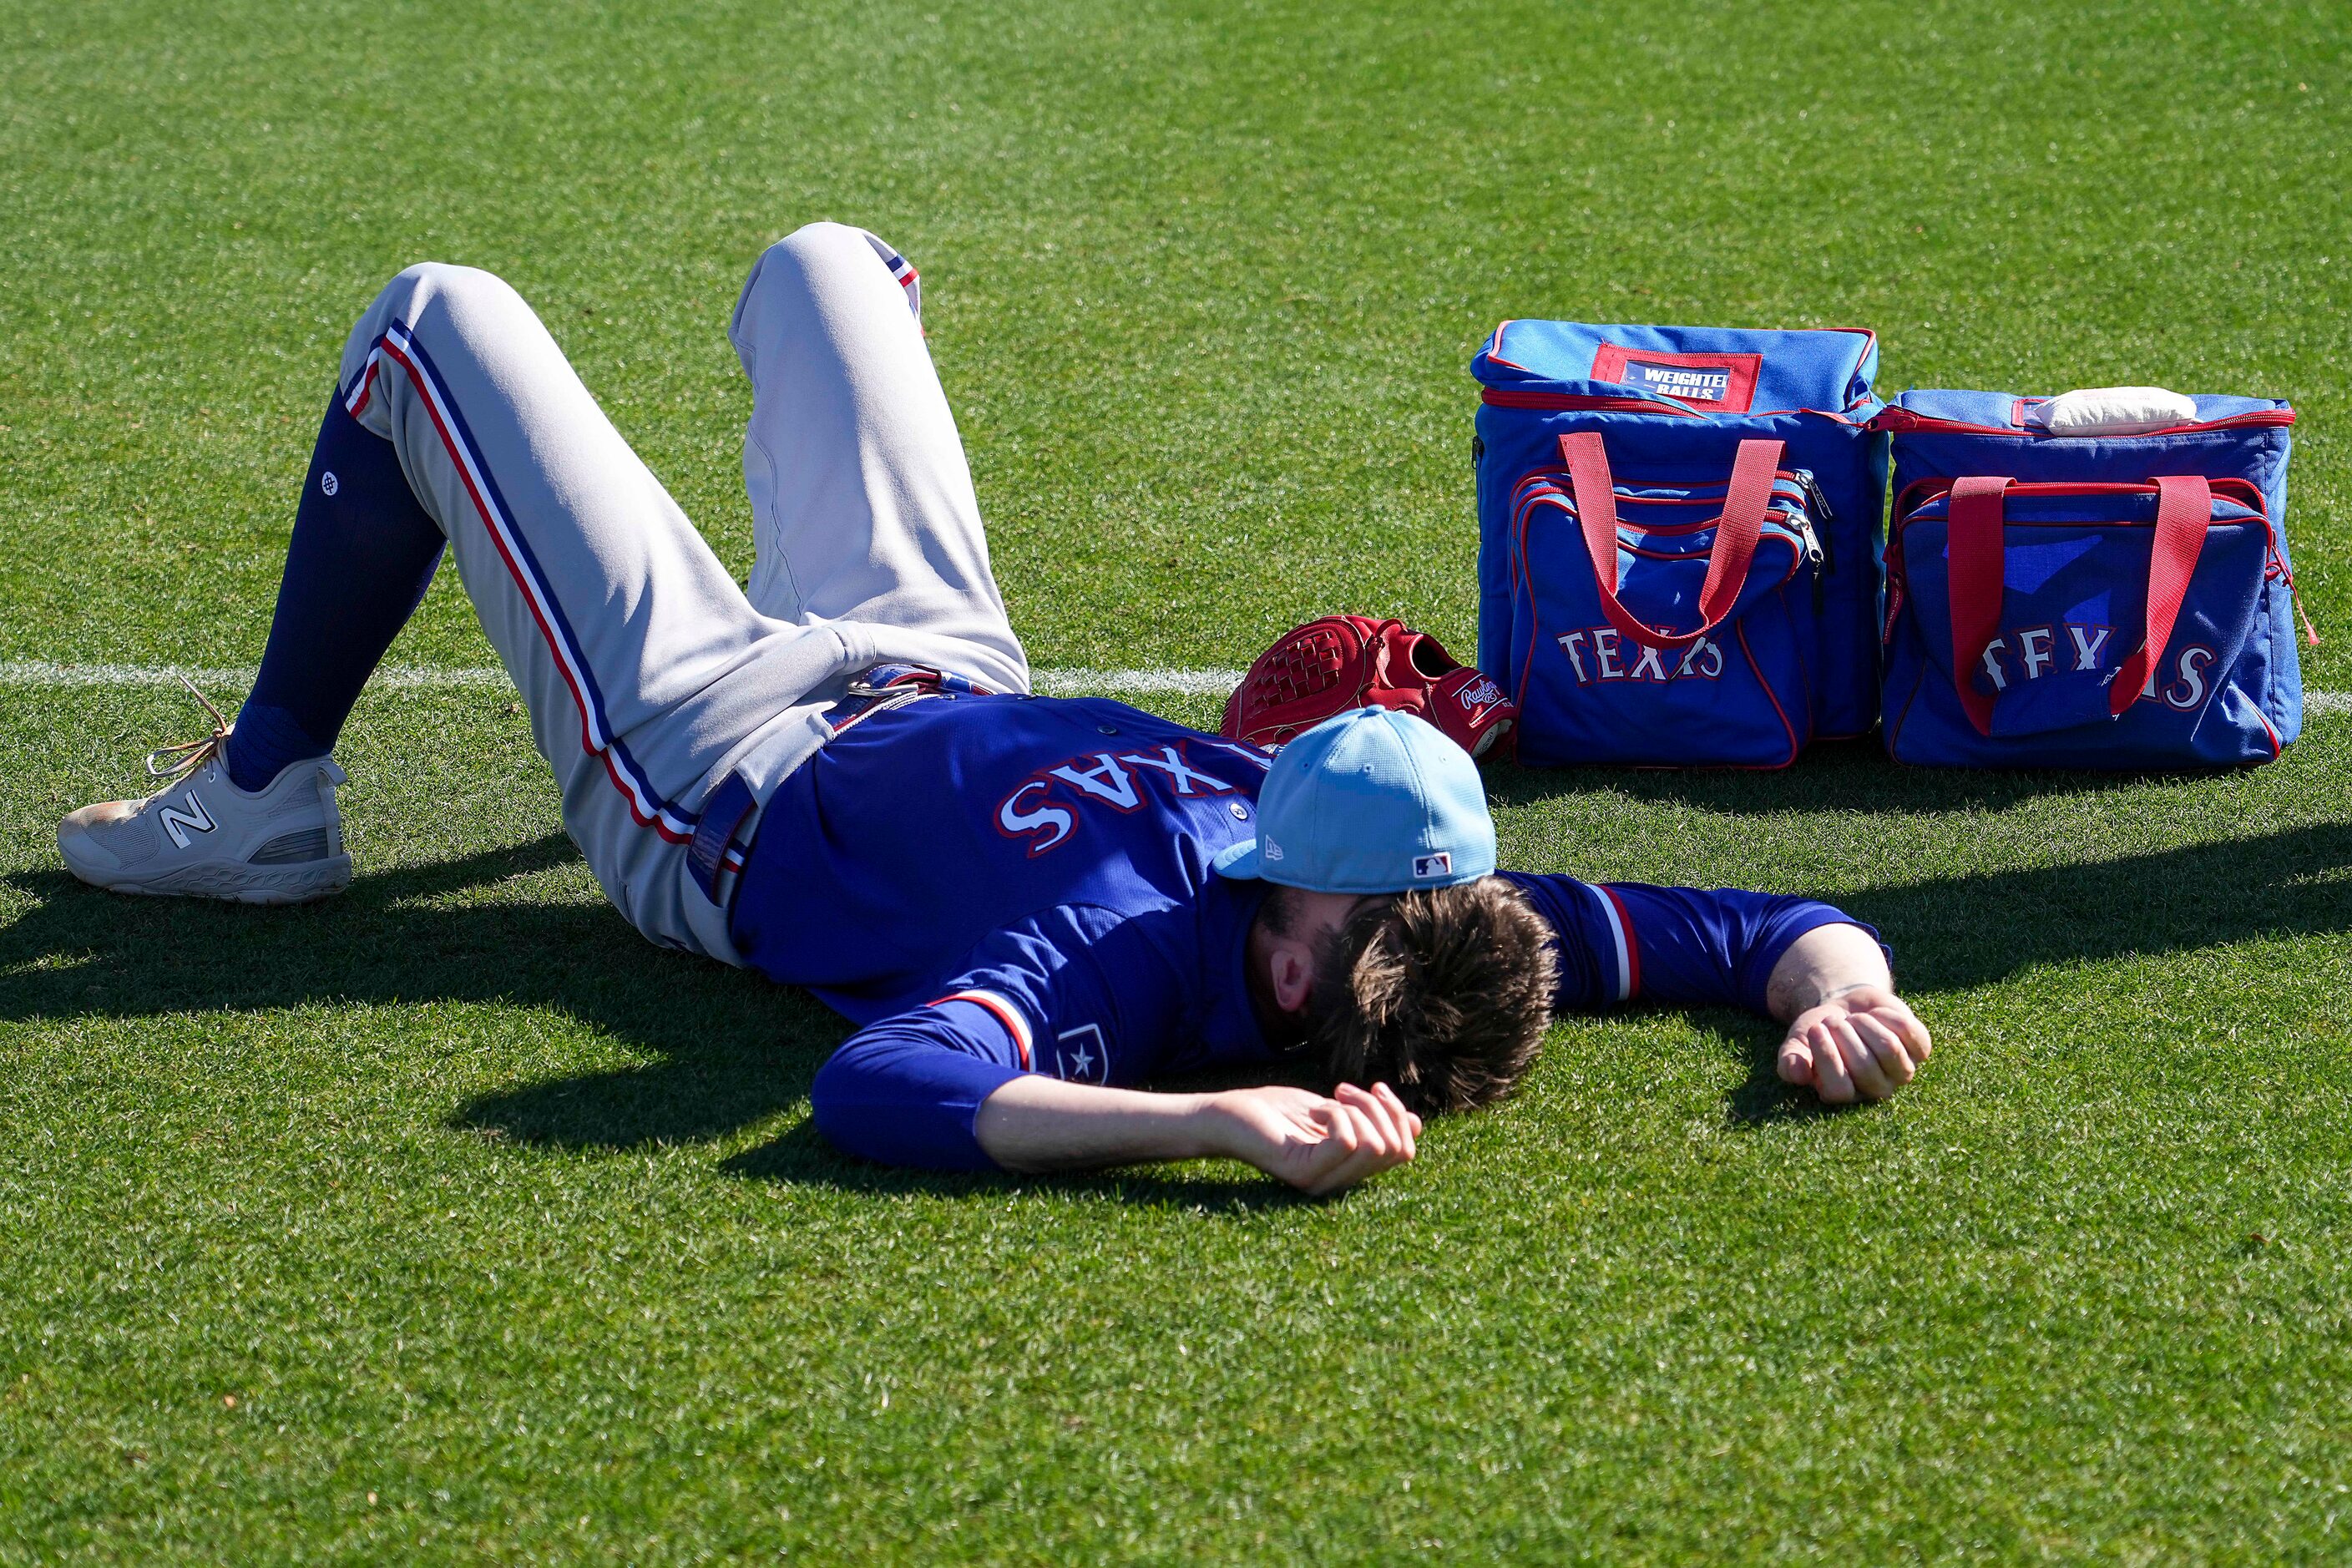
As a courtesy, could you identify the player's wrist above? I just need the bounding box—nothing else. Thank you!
[1191,1091,1251,1162]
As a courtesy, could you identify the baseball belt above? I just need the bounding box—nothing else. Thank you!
[688,663,995,904]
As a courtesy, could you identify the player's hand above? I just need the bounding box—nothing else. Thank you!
[1777,984,1932,1104]
[1204,1082,1421,1196]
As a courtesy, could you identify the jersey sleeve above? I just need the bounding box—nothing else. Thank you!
[1499,872,1878,1016]
[810,998,1034,1173]
[808,903,1187,1171]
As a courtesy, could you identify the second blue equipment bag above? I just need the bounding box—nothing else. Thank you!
[1472,321,1889,765]
[1876,389,2309,767]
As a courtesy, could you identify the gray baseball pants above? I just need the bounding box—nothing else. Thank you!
[337,223,1029,964]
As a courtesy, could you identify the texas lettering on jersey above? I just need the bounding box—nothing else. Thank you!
[994,736,1267,856]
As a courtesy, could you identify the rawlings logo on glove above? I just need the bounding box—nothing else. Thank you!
[1220,615,1518,759]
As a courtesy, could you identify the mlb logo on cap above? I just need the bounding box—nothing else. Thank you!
[1413,852,1452,880]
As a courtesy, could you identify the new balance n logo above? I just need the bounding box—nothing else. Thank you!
[159,792,217,849]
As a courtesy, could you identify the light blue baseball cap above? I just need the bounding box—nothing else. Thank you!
[1211,707,1496,893]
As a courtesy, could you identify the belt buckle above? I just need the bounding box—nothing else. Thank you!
[831,664,948,735]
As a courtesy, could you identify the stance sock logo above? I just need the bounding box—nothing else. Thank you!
[321,470,340,496]
[159,792,218,849]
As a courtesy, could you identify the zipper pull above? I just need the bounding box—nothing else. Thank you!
[1792,473,1828,611]
[1798,472,1834,529]
[2271,553,2322,647]
[2291,571,2321,647]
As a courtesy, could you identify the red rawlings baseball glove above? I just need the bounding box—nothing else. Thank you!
[1220,615,1518,759]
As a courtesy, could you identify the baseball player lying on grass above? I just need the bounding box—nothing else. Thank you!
[58,224,1932,1193]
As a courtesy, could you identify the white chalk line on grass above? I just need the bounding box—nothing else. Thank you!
[0,660,1246,699]
[3,660,2343,714]
[1034,666,1244,696]
[0,660,508,691]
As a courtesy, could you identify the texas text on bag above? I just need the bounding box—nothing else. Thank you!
[1875,389,2309,768]
[1472,321,1887,766]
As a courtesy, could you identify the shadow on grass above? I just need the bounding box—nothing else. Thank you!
[0,836,1312,1205]
[1,832,841,1151]
[1483,736,2228,817]
[1714,1021,1863,1128]
[8,817,2352,1159]
[717,1118,1315,1211]
[1695,817,2352,1125]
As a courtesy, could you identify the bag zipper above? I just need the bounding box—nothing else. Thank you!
[1616,538,1807,570]
[1871,406,2294,438]
[1794,473,1832,610]
[1894,476,2269,520]
[1515,513,1808,615]
[1514,470,1825,599]
[1515,494,1808,540]
[1480,387,1707,419]
[1888,478,2320,649]
[1511,483,1809,538]
[1540,507,1807,538]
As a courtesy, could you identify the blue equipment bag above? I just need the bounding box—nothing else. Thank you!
[1503,429,1823,766]
[1877,390,2308,767]
[1474,321,1888,765]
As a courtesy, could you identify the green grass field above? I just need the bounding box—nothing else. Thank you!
[5,0,2350,1560]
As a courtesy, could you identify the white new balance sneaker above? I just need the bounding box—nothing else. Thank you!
[57,681,352,905]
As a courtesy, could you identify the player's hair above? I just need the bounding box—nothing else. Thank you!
[1271,876,1557,1114]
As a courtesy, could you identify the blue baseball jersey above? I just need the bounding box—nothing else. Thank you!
[730,694,1864,1171]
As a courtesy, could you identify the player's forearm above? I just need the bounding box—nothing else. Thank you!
[1763,923,1894,1021]
[974,1076,1222,1172]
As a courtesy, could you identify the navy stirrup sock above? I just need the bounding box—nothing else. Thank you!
[224,394,447,793]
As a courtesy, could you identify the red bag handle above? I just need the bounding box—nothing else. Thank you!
[1947,473,2213,736]
[2119,476,2213,713]
[1557,431,1784,651]
[1945,477,2010,737]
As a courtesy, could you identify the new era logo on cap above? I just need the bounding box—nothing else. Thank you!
[1412,851,1452,880]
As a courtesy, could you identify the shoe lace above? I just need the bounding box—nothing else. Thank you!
[144,675,232,786]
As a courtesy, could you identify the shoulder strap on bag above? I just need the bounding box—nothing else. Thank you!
[1558,432,1783,651]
